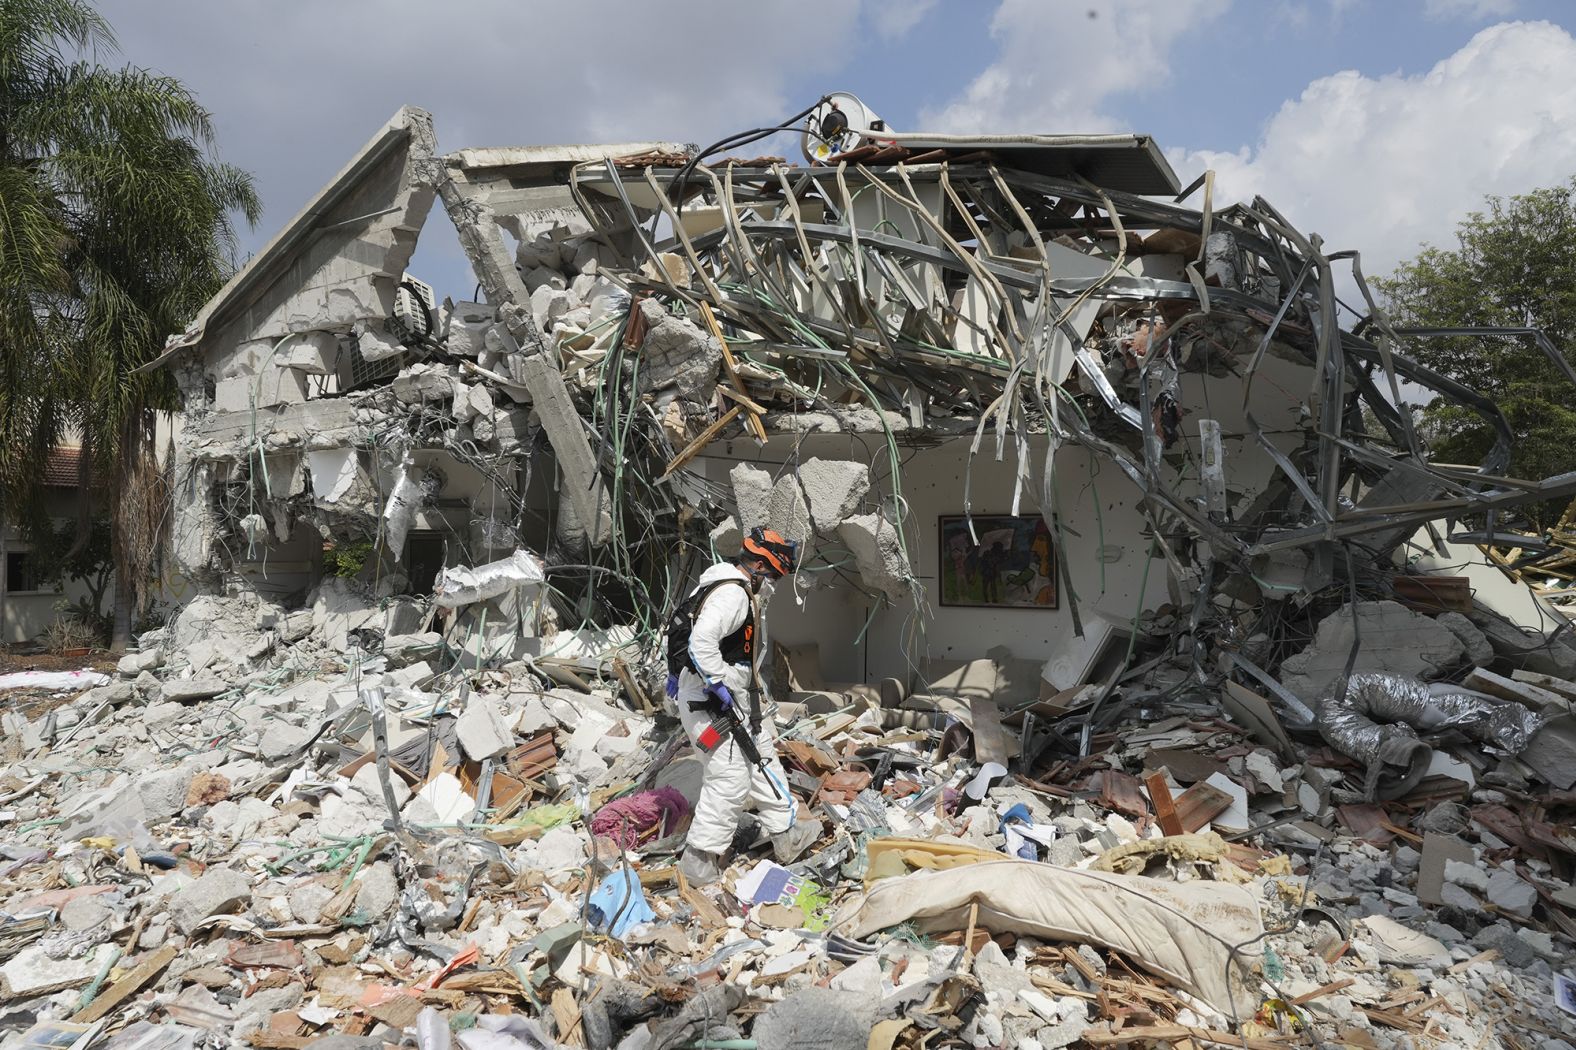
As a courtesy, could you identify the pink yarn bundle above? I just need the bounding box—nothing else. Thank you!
[590,786,691,848]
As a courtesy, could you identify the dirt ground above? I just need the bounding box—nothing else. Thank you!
[0,648,117,675]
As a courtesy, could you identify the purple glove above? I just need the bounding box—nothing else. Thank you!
[706,682,735,711]
[665,674,679,700]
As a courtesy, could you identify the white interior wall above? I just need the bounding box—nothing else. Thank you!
[697,431,1177,689]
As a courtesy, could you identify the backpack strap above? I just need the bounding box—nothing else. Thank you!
[683,577,751,677]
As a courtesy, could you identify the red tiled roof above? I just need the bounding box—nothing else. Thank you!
[42,446,85,488]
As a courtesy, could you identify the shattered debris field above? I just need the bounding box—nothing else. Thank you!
[4,103,1576,1049]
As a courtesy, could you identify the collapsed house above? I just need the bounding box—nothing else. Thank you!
[4,99,1576,1046]
[145,102,1576,763]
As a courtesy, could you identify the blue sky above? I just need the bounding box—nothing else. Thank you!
[102,0,1576,299]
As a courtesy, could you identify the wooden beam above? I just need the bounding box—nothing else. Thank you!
[717,383,770,416]
[700,301,768,443]
[71,945,178,1023]
[661,405,742,480]
[1145,772,1184,837]
[1173,783,1233,833]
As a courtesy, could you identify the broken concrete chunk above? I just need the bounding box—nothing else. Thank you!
[530,284,577,333]
[1519,713,1576,790]
[636,297,720,406]
[288,879,336,925]
[729,464,772,532]
[1280,601,1466,697]
[117,649,163,676]
[767,474,812,547]
[1435,611,1495,667]
[258,721,311,762]
[1,943,117,999]
[838,512,912,602]
[391,363,461,404]
[162,678,229,702]
[457,693,510,759]
[710,515,742,557]
[1444,859,1489,893]
[1485,869,1537,917]
[170,866,252,934]
[354,861,399,919]
[799,457,870,533]
[139,766,196,820]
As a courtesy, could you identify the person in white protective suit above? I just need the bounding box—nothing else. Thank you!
[669,526,821,887]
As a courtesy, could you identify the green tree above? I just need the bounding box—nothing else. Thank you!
[0,0,259,647]
[1374,180,1576,530]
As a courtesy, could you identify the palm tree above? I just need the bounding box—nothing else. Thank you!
[0,0,259,648]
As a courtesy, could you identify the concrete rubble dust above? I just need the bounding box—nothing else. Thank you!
[4,96,1576,1049]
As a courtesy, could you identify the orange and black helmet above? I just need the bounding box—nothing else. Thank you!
[741,526,800,577]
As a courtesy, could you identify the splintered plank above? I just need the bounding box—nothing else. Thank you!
[1465,668,1571,712]
[700,301,768,443]
[1512,670,1576,702]
[71,945,178,1023]
[1173,783,1234,833]
[1336,803,1396,845]
[661,406,742,480]
[1145,772,1184,837]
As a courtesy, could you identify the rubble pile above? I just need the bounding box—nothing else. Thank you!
[2,582,1575,1048]
[5,99,1576,1046]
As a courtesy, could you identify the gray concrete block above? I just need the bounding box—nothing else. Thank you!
[259,722,311,762]
[710,515,742,557]
[799,458,869,533]
[162,679,230,702]
[767,474,812,546]
[838,512,912,603]
[355,861,399,919]
[288,880,336,925]
[117,649,163,676]
[171,865,253,934]
[1436,611,1494,667]
[1280,600,1466,697]
[139,766,195,820]
[730,464,772,532]
[456,697,514,761]
[1486,869,1537,917]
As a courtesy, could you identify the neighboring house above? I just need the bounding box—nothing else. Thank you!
[0,446,109,647]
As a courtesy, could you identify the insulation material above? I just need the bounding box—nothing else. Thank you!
[834,859,1265,1017]
[1316,672,1549,799]
[382,457,422,559]
[1318,672,1548,758]
[433,550,546,609]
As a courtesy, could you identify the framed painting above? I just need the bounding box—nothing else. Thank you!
[938,514,1057,609]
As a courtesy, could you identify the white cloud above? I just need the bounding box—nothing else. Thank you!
[1173,21,1576,280]
[97,1,863,246]
[920,0,1233,132]
[1424,0,1516,20]
[868,0,939,40]
[92,0,866,294]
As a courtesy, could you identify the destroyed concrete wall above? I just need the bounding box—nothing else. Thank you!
[165,107,440,587]
[148,102,1576,753]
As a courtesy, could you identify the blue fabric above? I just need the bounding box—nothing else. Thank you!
[585,868,656,939]
[999,803,1038,860]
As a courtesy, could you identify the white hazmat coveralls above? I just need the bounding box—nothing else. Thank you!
[676,561,797,856]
